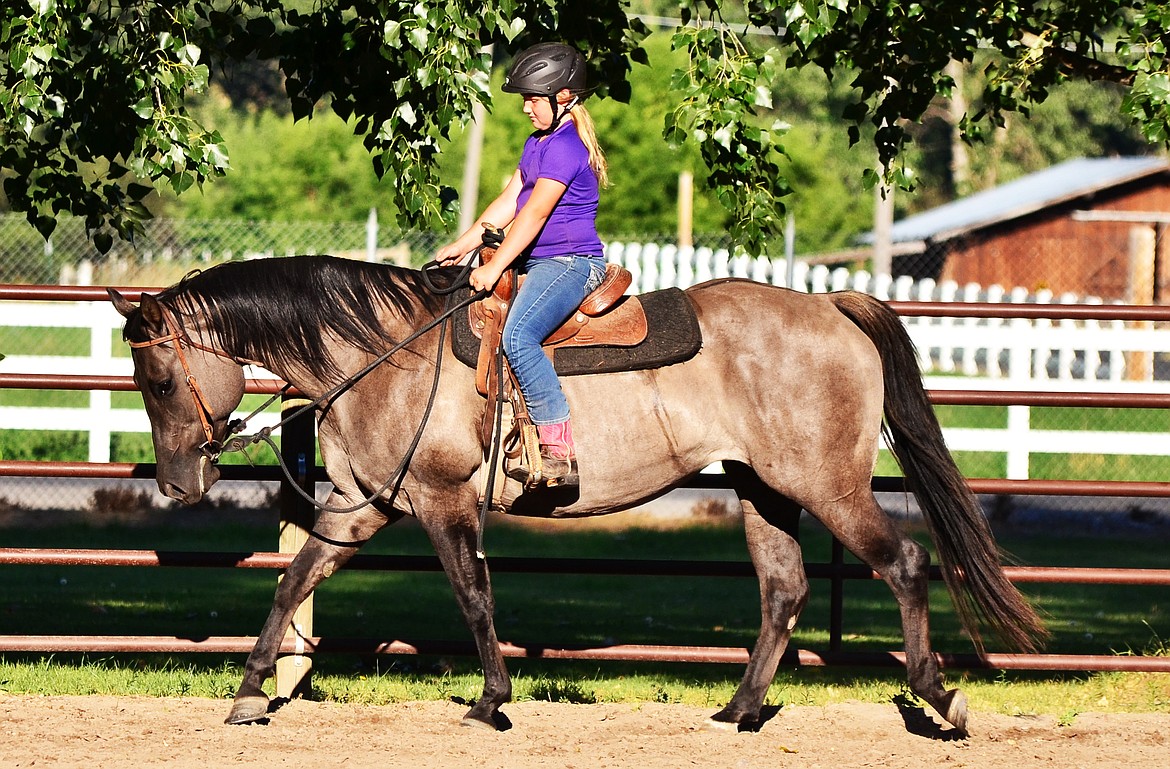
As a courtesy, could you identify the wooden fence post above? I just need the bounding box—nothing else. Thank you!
[275,394,317,700]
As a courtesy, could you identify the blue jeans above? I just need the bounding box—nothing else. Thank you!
[503,255,607,425]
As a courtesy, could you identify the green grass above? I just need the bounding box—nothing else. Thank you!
[1,516,1167,715]
[0,389,283,465]
[0,326,91,357]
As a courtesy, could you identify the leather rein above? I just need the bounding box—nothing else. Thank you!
[128,262,490,515]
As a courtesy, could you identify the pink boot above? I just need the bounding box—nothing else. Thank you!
[535,420,579,488]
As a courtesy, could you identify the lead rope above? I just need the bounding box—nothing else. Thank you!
[420,226,510,558]
[243,295,459,515]
[474,267,517,559]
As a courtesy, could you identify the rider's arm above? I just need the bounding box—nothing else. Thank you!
[467,177,567,291]
[435,170,523,265]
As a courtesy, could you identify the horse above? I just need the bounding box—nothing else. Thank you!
[108,254,1045,735]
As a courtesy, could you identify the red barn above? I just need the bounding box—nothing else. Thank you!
[876,156,1170,303]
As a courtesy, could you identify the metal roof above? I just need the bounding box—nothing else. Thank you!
[867,156,1170,244]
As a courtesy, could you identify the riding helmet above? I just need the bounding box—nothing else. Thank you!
[502,43,587,96]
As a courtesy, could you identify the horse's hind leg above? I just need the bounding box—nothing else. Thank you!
[226,504,398,725]
[819,492,967,734]
[709,464,809,730]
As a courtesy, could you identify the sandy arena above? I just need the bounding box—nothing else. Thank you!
[1,695,1166,768]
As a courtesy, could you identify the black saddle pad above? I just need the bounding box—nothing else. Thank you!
[451,286,702,376]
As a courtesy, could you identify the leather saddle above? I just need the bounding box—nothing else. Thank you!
[467,244,648,397]
[455,230,702,512]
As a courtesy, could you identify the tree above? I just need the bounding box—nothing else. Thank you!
[4,1,1170,256]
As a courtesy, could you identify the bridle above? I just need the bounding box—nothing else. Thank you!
[127,309,248,462]
[126,260,493,520]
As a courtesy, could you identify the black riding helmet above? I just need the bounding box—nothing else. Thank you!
[502,42,587,96]
[502,43,587,133]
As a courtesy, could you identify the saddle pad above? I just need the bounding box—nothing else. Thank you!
[451,286,703,376]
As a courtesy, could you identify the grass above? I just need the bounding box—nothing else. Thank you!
[11,385,1170,478]
[1,514,1168,716]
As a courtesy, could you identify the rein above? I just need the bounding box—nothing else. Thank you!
[134,260,489,517]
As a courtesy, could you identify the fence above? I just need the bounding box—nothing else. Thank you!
[5,254,1170,479]
[3,285,1170,697]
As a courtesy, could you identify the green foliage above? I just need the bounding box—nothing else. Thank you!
[157,107,407,223]
[4,1,1170,256]
[665,12,790,254]
[0,0,261,247]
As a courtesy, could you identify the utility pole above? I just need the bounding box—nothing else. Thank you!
[459,45,494,234]
[873,176,894,277]
[947,59,971,196]
[677,170,693,248]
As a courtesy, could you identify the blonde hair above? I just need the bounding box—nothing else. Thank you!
[568,103,609,188]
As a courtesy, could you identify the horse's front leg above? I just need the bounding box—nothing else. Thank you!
[226,504,397,725]
[418,502,511,729]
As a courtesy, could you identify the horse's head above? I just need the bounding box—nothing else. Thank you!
[109,288,246,504]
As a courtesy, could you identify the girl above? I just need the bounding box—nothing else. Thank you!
[437,42,609,489]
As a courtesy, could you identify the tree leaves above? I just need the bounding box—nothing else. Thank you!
[1,0,283,251]
[3,1,1170,256]
[666,14,790,255]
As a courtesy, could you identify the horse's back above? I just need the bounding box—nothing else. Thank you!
[684,279,883,377]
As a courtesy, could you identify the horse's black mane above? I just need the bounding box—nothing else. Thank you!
[140,256,460,381]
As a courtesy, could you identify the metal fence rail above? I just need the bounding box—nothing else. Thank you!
[3,546,1170,673]
[2,288,1169,692]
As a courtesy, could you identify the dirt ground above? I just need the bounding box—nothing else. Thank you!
[1,695,1166,769]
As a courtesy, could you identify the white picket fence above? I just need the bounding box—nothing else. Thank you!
[4,247,1170,477]
[606,241,1169,387]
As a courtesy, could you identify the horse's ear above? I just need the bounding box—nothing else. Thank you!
[108,288,137,318]
[138,293,165,331]
[109,288,165,333]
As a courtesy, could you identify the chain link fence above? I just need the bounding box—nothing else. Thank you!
[0,212,450,287]
[2,213,1170,533]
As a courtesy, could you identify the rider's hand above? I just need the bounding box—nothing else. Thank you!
[469,262,505,293]
[434,243,469,266]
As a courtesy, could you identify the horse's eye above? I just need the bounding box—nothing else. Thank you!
[155,378,174,397]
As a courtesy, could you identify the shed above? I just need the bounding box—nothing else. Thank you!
[868,156,1170,303]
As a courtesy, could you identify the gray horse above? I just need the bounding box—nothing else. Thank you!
[109,255,1044,735]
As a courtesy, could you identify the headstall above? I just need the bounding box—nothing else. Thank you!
[127,309,240,461]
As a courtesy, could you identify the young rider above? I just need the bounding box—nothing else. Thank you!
[436,42,609,490]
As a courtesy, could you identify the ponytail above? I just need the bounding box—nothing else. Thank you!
[568,103,609,188]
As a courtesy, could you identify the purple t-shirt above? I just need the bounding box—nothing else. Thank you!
[515,122,603,259]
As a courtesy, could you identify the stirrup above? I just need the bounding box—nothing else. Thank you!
[507,453,579,490]
[538,452,579,489]
[504,424,579,490]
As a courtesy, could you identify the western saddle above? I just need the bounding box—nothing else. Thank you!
[466,226,647,495]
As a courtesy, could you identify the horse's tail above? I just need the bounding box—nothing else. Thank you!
[829,290,1047,654]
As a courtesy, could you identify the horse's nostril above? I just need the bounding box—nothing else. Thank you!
[164,482,190,502]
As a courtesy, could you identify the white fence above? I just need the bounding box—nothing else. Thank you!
[608,241,1170,386]
[4,248,1170,477]
[0,299,282,464]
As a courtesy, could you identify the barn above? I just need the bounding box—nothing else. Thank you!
[874,156,1170,304]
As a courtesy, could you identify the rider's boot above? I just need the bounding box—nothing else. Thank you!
[536,419,579,489]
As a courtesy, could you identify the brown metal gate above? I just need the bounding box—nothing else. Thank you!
[3,285,1170,696]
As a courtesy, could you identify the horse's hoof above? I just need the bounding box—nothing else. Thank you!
[225,695,270,725]
[941,688,969,736]
[460,715,498,730]
[703,717,741,733]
